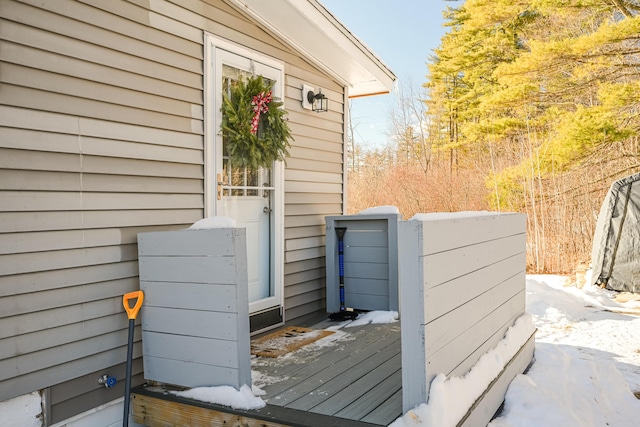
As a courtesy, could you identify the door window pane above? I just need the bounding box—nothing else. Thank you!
[221,64,274,198]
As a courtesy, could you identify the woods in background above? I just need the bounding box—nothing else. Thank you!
[347,0,640,274]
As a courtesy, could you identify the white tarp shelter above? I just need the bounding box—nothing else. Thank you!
[590,172,640,293]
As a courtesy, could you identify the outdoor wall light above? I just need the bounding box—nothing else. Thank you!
[308,89,328,112]
[302,84,329,112]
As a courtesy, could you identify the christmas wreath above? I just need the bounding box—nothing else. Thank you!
[220,75,293,169]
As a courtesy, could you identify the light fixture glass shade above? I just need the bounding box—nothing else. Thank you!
[307,89,328,113]
[312,91,328,112]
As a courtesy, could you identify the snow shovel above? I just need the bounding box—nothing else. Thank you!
[122,290,144,427]
[329,227,358,321]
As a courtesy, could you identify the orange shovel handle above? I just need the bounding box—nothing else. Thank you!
[123,291,144,320]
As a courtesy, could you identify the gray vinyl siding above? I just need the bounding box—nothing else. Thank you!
[0,0,344,420]
[283,76,344,322]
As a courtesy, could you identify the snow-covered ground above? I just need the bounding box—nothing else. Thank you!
[173,274,640,426]
[489,274,640,427]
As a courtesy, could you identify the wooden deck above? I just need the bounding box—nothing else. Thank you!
[133,321,402,427]
[254,321,402,425]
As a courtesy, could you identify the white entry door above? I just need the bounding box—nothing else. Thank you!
[206,37,284,332]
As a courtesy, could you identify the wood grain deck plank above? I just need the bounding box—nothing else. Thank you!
[256,324,400,400]
[360,389,403,425]
[307,353,401,415]
[333,368,402,420]
[262,328,399,404]
[132,387,384,427]
[284,343,401,411]
[255,326,375,380]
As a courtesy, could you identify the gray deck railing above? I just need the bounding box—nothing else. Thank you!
[135,213,534,427]
[137,228,251,390]
[398,213,534,425]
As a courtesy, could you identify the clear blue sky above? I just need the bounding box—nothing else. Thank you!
[320,0,450,148]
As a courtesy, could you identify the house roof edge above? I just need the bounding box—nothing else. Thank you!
[226,0,396,97]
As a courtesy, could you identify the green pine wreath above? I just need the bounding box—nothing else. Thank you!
[220,75,293,169]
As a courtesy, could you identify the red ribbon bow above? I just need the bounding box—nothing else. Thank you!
[251,91,272,135]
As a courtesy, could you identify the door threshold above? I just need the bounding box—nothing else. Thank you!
[250,306,284,335]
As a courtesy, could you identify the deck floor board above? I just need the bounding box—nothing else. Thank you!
[361,389,404,426]
[252,322,403,425]
[332,363,402,419]
[255,322,399,384]
[311,353,401,415]
[285,345,400,412]
[263,330,400,405]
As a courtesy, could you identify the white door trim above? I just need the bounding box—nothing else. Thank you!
[203,32,285,319]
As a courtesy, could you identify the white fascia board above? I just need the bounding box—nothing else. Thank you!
[226,0,396,97]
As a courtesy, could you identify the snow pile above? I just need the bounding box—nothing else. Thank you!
[188,216,236,229]
[390,276,640,427]
[489,275,640,426]
[490,344,640,427]
[357,205,400,215]
[390,314,536,427]
[0,392,42,427]
[345,310,398,327]
[171,384,265,410]
[526,274,639,318]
